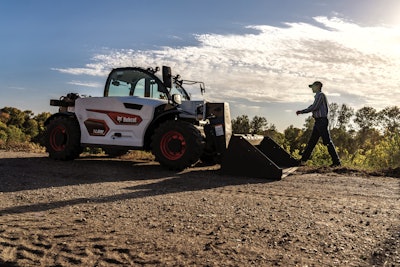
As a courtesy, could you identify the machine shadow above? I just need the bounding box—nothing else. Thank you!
[0,155,172,193]
[0,155,275,216]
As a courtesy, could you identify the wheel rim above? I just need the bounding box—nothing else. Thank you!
[50,125,68,151]
[160,130,186,160]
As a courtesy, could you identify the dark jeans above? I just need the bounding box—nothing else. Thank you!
[301,117,340,165]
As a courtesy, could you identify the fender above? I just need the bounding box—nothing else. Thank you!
[44,112,76,126]
[143,108,182,150]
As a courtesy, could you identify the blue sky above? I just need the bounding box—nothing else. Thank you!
[1,0,400,131]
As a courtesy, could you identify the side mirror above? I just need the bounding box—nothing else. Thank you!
[162,66,172,88]
[172,94,182,105]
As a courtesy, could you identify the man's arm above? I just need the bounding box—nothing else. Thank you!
[296,93,324,115]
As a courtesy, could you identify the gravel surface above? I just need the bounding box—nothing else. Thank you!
[0,150,399,266]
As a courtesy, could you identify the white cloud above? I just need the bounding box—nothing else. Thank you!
[67,81,102,88]
[53,16,400,128]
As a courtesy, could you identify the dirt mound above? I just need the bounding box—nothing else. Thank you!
[298,165,400,178]
[371,167,400,179]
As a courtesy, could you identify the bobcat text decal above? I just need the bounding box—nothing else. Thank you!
[86,109,143,125]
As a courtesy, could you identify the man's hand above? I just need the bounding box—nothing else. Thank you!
[296,110,302,115]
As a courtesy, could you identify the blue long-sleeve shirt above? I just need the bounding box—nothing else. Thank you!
[301,91,328,118]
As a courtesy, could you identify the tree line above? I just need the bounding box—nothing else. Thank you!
[1,104,399,170]
[0,107,51,147]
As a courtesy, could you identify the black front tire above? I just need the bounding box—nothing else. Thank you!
[151,120,203,170]
[45,116,82,160]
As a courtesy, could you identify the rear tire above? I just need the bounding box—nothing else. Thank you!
[45,116,82,160]
[151,120,203,170]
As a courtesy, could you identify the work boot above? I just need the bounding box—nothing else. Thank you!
[327,143,340,167]
[330,162,341,167]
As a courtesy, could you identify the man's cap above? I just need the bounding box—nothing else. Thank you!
[309,81,323,88]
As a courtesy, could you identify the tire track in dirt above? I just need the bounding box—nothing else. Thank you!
[0,219,150,266]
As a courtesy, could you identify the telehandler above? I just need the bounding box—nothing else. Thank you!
[45,66,298,179]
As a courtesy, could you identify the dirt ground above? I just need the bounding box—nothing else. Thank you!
[0,150,399,267]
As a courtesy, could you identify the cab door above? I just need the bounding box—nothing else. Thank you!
[104,67,168,100]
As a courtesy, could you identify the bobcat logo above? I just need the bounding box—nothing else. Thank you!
[116,116,138,124]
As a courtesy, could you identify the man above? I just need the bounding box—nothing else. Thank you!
[296,81,341,167]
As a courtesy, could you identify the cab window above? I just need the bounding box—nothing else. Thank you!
[170,85,190,101]
[107,70,167,99]
[108,80,131,96]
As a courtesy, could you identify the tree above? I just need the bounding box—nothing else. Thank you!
[32,112,51,144]
[353,106,380,151]
[378,106,400,134]
[0,121,8,143]
[231,115,250,134]
[354,127,382,152]
[365,133,400,169]
[250,116,268,134]
[354,106,378,131]
[1,107,26,128]
[34,112,51,128]
[0,111,10,124]
[284,125,303,153]
[337,104,354,130]
[0,107,51,145]
[23,119,39,138]
[328,103,339,129]
[300,116,314,145]
[331,127,356,156]
[328,103,354,130]
[5,125,27,143]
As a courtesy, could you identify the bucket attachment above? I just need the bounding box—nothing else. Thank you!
[221,134,299,180]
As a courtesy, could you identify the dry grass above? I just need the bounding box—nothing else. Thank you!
[121,150,155,161]
[0,141,155,161]
[0,141,46,153]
